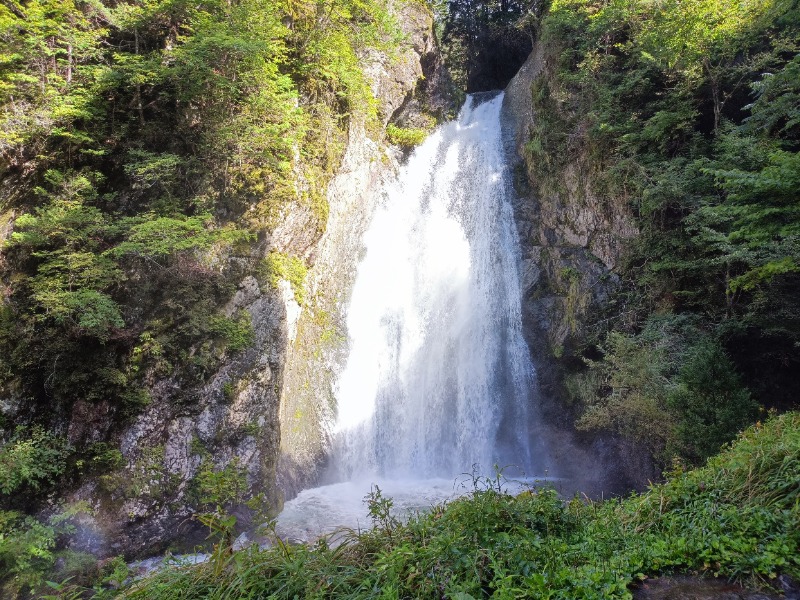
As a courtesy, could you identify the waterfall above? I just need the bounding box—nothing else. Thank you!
[329,91,543,481]
[275,92,553,541]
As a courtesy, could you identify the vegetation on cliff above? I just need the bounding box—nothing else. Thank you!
[0,0,398,428]
[0,0,798,593]
[0,0,410,594]
[523,0,800,465]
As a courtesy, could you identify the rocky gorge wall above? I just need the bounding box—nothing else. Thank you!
[58,3,442,559]
[53,27,653,559]
[275,31,658,503]
[502,42,659,493]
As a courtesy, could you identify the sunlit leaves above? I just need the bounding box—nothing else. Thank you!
[0,426,71,495]
[744,53,800,138]
[112,214,251,259]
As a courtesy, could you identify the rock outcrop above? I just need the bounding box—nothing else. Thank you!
[503,42,638,360]
[502,42,657,493]
[65,2,441,558]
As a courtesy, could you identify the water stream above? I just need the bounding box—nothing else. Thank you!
[277,92,550,541]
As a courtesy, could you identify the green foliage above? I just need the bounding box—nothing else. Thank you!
[208,312,254,354]
[530,0,800,458]
[0,0,412,589]
[438,0,537,91]
[6,169,125,339]
[364,484,399,533]
[0,0,403,439]
[122,413,800,599]
[75,442,124,477]
[192,457,248,514]
[221,381,236,401]
[571,316,756,465]
[39,553,129,600]
[572,328,678,461]
[0,426,71,495]
[668,338,759,461]
[261,251,308,304]
[385,123,428,148]
[190,457,249,574]
[0,503,90,597]
[107,445,180,502]
[112,215,252,261]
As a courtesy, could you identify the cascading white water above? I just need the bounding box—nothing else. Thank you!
[331,91,542,481]
[276,92,549,541]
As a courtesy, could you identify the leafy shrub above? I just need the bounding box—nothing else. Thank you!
[668,338,758,461]
[531,0,800,440]
[0,504,89,597]
[122,413,799,599]
[571,323,681,462]
[571,313,759,466]
[0,426,71,496]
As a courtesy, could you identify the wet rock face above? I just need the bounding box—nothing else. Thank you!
[503,42,638,358]
[363,2,434,126]
[276,126,398,499]
[71,280,288,558]
[631,576,796,600]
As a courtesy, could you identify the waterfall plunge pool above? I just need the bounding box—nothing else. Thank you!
[275,475,562,544]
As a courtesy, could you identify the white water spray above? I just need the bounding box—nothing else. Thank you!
[330,92,543,481]
[276,92,551,541]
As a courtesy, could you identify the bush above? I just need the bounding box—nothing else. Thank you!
[668,338,759,461]
[571,315,758,465]
[0,504,89,597]
[386,123,428,149]
[122,413,799,599]
[0,426,71,496]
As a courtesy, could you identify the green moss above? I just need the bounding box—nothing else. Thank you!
[260,252,308,305]
[222,381,236,401]
[240,421,261,437]
[386,123,429,149]
[208,312,254,354]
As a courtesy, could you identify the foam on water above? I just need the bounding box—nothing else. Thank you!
[276,476,559,543]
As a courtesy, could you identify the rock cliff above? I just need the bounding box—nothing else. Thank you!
[64,3,441,558]
[503,42,657,493]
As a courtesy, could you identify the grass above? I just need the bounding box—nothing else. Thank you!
[115,412,799,599]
